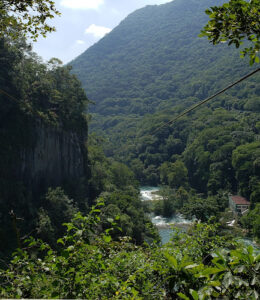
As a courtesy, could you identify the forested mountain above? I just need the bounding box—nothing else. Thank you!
[70,0,257,119]
[70,0,260,227]
[1,0,260,298]
[70,0,259,177]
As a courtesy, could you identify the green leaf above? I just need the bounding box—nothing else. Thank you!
[76,230,83,237]
[67,245,74,251]
[255,262,260,270]
[103,235,112,243]
[61,250,69,258]
[223,272,233,288]
[205,9,212,15]
[185,264,199,269]
[251,276,257,286]
[236,265,245,273]
[255,254,260,262]
[190,289,199,300]
[208,280,221,287]
[57,238,64,245]
[254,290,259,299]
[198,267,224,277]
[165,252,178,269]
[178,292,190,300]
[17,288,23,297]
[247,245,253,256]
[52,280,59,287]
[51,291,60,298]
[63,223,75,231]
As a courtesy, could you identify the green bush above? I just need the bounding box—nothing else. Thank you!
[1,205,259,299]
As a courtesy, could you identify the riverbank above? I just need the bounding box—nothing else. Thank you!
[140,186,192,244]
[140,186,260,248]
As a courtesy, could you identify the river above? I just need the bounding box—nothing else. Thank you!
[140,186,192,244]
[140,186,259,248]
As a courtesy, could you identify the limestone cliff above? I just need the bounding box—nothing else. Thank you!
[20,120,87,193]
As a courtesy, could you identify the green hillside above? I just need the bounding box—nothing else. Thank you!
[70,0,257,119]
[1,1,260,297]
[69,0,260,225]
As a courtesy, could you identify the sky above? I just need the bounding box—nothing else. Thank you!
[33,0,173,64]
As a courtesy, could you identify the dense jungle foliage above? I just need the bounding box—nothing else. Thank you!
[1,0,260,298]
[1,203,260,299]
[70,0,260,239]
[0,37,157,257]
[99,92,260,238]
[0,36,88,255]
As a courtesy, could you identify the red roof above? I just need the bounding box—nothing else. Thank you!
[230,195,250,205]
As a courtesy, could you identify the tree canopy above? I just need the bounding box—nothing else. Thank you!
[200,0,260,65]
[0,0,60,40]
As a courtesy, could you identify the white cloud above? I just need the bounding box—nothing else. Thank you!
[85,24,112,38]
[60,0,104,10]
[153,0,173,4]
[111,8,120,15]
[76,40,85,45]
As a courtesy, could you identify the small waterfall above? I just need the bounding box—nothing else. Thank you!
[140,186,192,244]
[140,186,260,248]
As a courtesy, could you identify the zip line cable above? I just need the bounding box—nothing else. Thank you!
[103,67,260,152]
[152,67,260,135]
[0,88,20,104]
[1,67,260,138]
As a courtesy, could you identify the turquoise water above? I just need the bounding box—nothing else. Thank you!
[158,228,174,244]
[140,186,191,244]
[237,238,260,251]
[140,187,259,247]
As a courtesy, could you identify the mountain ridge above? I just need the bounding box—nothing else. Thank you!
[69,0,259,171]
[70,0,255,120]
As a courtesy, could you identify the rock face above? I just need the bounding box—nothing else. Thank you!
[20,121,86,193]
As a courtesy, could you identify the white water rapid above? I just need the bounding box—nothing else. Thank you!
[140,186,192,244]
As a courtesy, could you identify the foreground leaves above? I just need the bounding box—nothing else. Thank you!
[200,0,260,65]
[0,205,259,299]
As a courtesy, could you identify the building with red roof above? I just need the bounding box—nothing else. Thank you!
[229,195,250,215]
